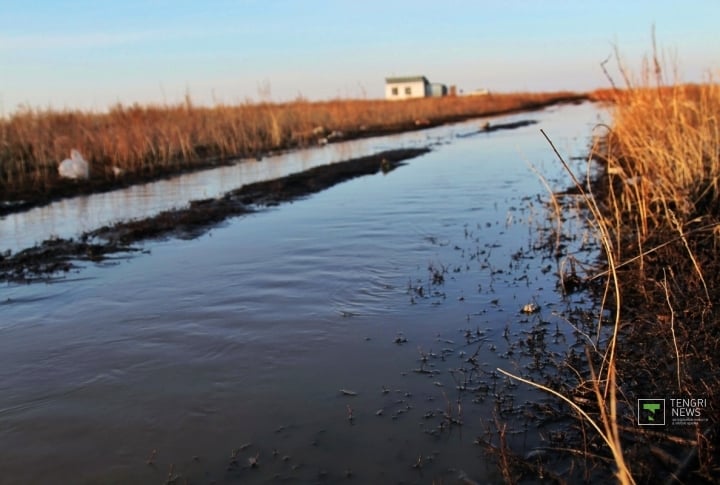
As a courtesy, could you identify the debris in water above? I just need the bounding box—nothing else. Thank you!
[521,302,540,314]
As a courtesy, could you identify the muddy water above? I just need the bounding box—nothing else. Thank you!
[0,103,603,484]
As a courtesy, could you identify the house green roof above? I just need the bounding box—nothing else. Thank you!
[385,76,428,84]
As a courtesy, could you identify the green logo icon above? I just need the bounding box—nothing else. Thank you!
[643,403,661,421]
[638,399,665,426]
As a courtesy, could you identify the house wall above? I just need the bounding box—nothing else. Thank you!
[385,80,428,100]
[429,83,447,97]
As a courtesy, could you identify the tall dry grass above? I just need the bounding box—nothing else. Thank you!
[588,69,720,481]
[0,91,582,199]
[591,81,720,251]
[503,55,719,483]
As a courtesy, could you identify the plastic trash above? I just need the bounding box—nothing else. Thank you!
[58,149,89,180]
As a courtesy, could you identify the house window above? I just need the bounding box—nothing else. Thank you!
[391,87,398,96]
[405,87,412,95]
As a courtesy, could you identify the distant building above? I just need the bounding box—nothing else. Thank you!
[385,76,431,100]
[430,83,448,97]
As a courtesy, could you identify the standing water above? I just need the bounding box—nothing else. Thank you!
[0,102,602,484]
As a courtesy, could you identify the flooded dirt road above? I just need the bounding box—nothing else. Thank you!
[0,103,603,484]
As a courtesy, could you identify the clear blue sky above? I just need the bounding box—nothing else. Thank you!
[1,0,718,113]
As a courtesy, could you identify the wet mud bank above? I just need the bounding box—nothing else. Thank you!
[577,164,720,484]
[0,148,428,283]
[456,119,538,138]
[496,159,720,482]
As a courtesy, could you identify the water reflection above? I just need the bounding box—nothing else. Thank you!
[0,102,605,484]
[1,127,452,253]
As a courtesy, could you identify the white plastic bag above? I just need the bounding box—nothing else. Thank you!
[58,149,89,180]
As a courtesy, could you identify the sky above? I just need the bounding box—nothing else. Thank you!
[1,0,719,113]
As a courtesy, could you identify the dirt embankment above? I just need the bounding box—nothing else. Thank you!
[0,148,429,283]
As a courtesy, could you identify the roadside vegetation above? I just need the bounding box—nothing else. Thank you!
[586,71,719,482]
[0,91,583,212]
[501,57,719,483]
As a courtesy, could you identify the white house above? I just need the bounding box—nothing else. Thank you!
[385,76,431,100]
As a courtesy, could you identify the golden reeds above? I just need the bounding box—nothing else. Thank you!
[588,64,720,481]
[506,50,719,483]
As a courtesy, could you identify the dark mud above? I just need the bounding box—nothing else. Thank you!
[0,96,588,217]
[0,148,428,283]
[456,119,539,138]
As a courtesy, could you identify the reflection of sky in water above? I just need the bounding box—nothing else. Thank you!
[0,130,441,253]
[0,105,605,253]
[0,102,605,484]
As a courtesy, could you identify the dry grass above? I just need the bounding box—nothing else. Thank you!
[590,81,720,249]
[0,91,582,200]
[503,52,720,483]
[589,60,720,480]
[588,65,720,333]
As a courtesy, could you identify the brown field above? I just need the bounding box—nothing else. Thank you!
[0,91,584,208]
